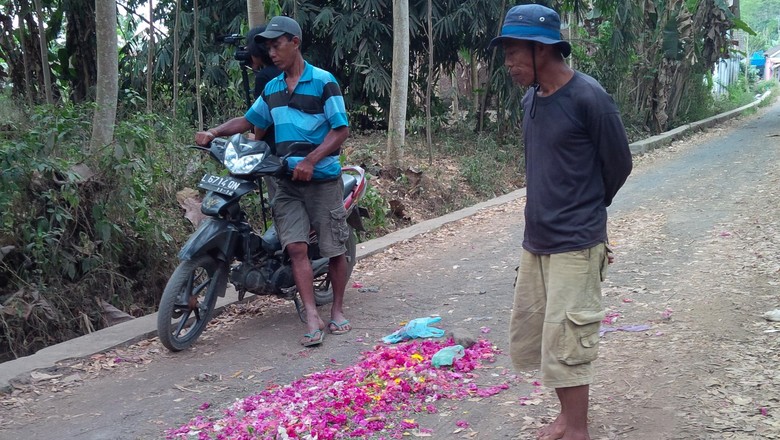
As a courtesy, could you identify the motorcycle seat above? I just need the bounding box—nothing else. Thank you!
[341,173,357,199]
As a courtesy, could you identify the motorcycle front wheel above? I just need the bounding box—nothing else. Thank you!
[314,228,357,306]
[157,254,228,351]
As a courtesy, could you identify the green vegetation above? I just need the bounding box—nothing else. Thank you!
[0,93,193,361]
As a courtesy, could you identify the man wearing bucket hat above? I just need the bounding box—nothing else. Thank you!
[195,15,352,348]
[490,4,632,440]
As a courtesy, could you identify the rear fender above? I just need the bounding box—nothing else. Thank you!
[179,218,239,262]
[342,165,368,232]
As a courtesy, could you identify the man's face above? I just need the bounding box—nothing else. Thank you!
[502,39,536,86]
[266,36,299,71]
[249,55,263,71]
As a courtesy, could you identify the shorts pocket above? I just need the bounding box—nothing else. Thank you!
[329,206,349,244]
[558,310,605,366]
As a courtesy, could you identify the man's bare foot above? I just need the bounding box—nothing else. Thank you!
[328,310,351,335]
[300,317,326,346]
[537,415,566,440]
[299,329,324,347]
[306,316,326,335]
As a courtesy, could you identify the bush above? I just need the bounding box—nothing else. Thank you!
[452,132,523,198]
[0,98,198,361]
[713,78,756,114]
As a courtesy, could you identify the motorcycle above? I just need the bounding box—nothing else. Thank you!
[156,134,368,352]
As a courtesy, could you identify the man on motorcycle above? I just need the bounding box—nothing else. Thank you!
[245,25,282,146]
[194,15,351,347]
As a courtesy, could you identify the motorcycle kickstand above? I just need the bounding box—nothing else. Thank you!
[284,287,307,323]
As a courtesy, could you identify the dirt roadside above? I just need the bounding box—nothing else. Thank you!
[0,103,779,440]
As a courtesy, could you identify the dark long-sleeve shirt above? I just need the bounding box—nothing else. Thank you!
[521,72,632,254]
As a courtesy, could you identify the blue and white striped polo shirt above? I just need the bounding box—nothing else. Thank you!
[245,62,349,180]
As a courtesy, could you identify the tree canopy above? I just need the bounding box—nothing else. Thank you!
[0,0,760,132]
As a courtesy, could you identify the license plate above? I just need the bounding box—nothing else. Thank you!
[198,174,243,196]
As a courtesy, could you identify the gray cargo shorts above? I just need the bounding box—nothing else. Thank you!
[271,178,349,258]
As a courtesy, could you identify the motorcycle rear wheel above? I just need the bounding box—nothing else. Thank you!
[157,254,228,351]
[313,228,357,306]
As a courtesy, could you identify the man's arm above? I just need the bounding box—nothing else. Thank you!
[291,126,350,181]
[596,112,632,206]
[253,126,267,142]
[194,116,254,146]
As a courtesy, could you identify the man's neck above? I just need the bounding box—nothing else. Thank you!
[284,56,306,81]
[537,63,575,97]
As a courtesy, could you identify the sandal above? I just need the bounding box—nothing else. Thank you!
[329,320,352,335]
[300,329,324,347]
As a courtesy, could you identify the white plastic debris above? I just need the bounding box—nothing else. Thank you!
[762,309,780,322]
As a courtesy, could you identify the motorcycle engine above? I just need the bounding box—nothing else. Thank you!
[230,262,277,295]
[230,260,295,295]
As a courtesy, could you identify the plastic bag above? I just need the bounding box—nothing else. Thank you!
[431,345,465,367]
[382,316,445,344]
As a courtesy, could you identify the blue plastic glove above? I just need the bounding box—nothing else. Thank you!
[431,345,465,367]
[382,316,445,344]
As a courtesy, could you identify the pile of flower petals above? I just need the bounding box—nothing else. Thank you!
[166,339,509,439]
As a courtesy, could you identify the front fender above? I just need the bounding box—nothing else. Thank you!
[179,218,239,262]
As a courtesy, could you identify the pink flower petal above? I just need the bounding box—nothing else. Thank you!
[165,340,511,439]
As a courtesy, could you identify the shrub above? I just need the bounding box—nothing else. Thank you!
[0,100,196,360]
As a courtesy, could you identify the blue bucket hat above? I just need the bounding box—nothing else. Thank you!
[489,4,571,57]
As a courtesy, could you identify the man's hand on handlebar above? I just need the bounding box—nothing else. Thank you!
[195,130,217,146]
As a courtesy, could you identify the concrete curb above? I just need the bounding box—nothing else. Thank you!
[0,93,771,390]
[629,91,771,155]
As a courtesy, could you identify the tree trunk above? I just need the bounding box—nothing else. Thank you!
[146,0,154,113]
[567,11,575,69]
[248,0,265,28]
[425,0,433,164]
[172,0,181,118]
[64,0,97,102]
[451,71,459,122]
[0,13,26,98]
[32,0,53,105]
[194,0,204,130]
[22,13,45,101]
[18,14,33,106]
[90,0,118,153]
[386,0,409,168]
[470,49,478,117]
[477,0,506,132]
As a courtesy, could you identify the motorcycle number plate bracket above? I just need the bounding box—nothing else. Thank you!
[198,174,242,196]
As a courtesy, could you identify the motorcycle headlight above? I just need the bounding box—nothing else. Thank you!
[224,140,266,175]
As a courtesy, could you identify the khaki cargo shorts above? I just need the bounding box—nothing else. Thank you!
[271,178,349,258]
[509,243,607,388]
